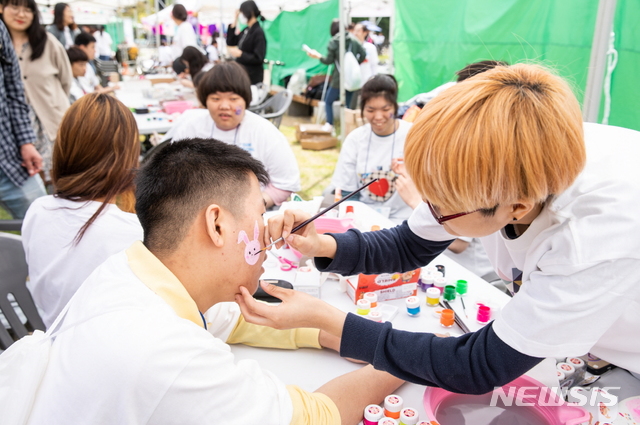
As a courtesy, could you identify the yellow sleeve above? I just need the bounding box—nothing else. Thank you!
[226,315,322,349]
[287,385,341,425]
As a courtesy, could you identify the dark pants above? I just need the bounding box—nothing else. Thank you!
[324,86,354,125]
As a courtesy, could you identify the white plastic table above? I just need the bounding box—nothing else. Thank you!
[231,202,559,422]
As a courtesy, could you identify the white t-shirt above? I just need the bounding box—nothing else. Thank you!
[93,30,113,57]
[360,41,378,83]
[171,21,199,60]
[206,44,219,62]
[26,245,296,424]
[69,78,86,103]
[331,120,413,223]
[408,123,640,373]
[22,196,143,328]
[169,109,301,193]
[78,62,99,94]
[443,237,495,279]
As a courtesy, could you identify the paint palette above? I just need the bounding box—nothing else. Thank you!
[615,396,640,425]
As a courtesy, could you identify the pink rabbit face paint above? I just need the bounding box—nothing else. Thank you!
[238,220,262,265]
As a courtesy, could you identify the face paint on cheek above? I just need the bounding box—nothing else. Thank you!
[235,107,242,115]
[237,220,261,265]
[389,113,394,118]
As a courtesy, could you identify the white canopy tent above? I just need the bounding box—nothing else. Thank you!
[35,0,136,25]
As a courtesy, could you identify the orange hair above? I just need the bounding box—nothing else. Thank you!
[405,63,585,212]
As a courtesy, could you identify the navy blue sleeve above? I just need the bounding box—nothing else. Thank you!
[340,313,543,394]
[314,221,453,275]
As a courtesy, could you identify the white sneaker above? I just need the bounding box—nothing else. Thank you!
[321,123,333,133]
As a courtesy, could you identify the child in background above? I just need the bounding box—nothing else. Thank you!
[66,46,88,103]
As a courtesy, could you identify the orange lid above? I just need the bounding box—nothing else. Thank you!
[371,225,381,231]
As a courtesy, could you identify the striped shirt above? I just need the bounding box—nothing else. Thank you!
[0,20,37,187]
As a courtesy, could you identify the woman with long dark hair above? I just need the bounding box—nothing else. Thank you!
[1,0,72,181]
[172,45,210,88]
[226,0,266,85]
[22,93,142,328]
[46,2,79,49]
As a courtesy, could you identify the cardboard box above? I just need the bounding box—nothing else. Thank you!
[344,108,366,139]
[346,269,421,303]
[300,136,338,151]
[296,123,331,141]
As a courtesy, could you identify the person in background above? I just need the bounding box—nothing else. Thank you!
[1,0,72,183]
[330,75,413,223]
[74,31,118,94]
[0,19,45,218]
[22,93,142,328]
[66,46,87,103]
[353,22,378,84]
[226,0,266,85]
[172,45,210,89]
[167,62,301,208]
[170,4,198,60]
[306,19,366,133]
[93,24,112,60]
[206,36,219,64]
[393,60,507,279]
[46,2,78,49]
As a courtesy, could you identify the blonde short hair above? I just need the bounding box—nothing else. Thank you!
[405,63,585,212]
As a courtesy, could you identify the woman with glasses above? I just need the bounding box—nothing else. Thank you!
[236,63,640,393]
[1,0,72,182]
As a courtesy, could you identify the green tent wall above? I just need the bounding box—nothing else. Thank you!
[263,0,338,85]
[393,0,639,131]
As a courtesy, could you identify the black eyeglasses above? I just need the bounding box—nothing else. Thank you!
[426,200,480,225]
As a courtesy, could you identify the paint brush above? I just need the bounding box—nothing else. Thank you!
[257,179,378,253]
[460,297,468,319]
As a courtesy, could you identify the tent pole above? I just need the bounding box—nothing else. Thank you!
[338,0,346,139]
[583,0,617,123]
[155,0,160,50]
[388,0,395,75]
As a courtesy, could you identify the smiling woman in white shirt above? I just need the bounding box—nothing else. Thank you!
[168,61,301,208]
[22,93,142,328]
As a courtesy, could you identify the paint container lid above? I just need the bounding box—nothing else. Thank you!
[557,370,566,381]
[443,285,457,301]
[566,357,585,368]
[400,407,419,425]
[378,418,398,425]
[426,287,440,298]
[357,299,371,310]
[425,266,438,275]
[384,394,404,412]
[455,279,468,295]
[364,404,384,421]
[432,307,444,318]
[422,274,435,285]
[364,292,378,304]
[433,277,446,288]
[366,310,383,322]
[280,263,293,271]
[434,271,444,279]
[405,296,420,309]
[440,309,455,327]
[557,362,576,375]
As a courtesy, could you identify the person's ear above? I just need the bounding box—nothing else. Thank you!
[204,204,225,247]
[510,200,537,221]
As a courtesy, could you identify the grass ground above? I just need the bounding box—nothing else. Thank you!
[0,113,341,221]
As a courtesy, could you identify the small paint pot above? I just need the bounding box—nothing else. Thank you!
[418,274,434,292]
[476,304,491,324]
[364,292,378,308]
[400,407,419,425]
[279,263,293,271]
[363,404,384,425]
[557,362,576,377]
[440,309,455,328]
[356,298,371,316]
[433,277,446,294]
[426,288,440,306]
[443,285,457,301]
[384,394,403,419]
[405,296,421,316]
[566,357,586,371]
[366,310,383,322]
[455,279,468,296]
[556,370,566,381]
[424,266,438,275]
[378,418,399,425]
[435,264,445,277]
